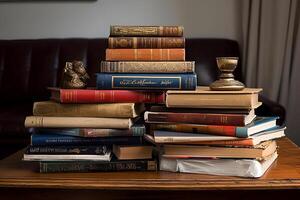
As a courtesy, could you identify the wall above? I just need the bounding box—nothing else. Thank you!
[0,0,241,40]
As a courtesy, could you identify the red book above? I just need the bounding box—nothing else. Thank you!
[144,110,256,126]
[48,88,165,103]
[105,49,185,61]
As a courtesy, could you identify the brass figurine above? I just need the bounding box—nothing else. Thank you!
[209,57,245,91]
[60,61,90,89]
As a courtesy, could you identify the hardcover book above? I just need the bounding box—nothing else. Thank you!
[23,147,112,161]
[108,37,185,49]
[40,159,157,173]
[113,145,153,160]
[166,86,262,109]
[96,73,197,90]
[33,124,146,137]
[25,145,109,155]
[152,126,285,145]
[110,25,184,37]
[162,140,277,160]
[160,152,278,178]
[100,61,195,73]
[48,87,165,104]
[33,101,145,118]
[150,117,278,137]
[105,49,185,61]
[30,133,143,146]
[25,116,136,129]
[144,109,256,126]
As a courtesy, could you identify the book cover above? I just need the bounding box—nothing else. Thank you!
[40,159,157,173]
[162,140,277,160]
[96,73,197,90]
[49,87,165,104]
[166,86,262,109]
[33,124,146,137]
[145,110,256,126]
[110,25,184,37]
[25,145,109,155]
[33,101,145,118]
[160,127,285,147]
[100,61,195,73]
[30,133,143,146]
[23,151,112,162]
[113,145,153,160]
[150,117,278,138]
[105,49,185,61]
[24,116,135,129]
[108,37,185,48]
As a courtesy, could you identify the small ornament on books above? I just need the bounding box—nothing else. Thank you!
[209,57,245,91]
[60,60,90,89]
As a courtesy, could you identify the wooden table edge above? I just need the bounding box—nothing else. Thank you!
[1,179,300,190]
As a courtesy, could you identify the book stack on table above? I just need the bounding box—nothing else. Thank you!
[145,87,286,178]
[23,25,197,173]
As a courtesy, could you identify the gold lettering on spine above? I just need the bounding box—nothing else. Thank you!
[150,49,153,60]
[167,49,170,60]
[158,26,163,36]
[134,49,137,60]
[133,38,137,48]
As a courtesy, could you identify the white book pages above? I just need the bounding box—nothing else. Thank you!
[160,152,278,178]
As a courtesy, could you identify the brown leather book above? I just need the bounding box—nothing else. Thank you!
[100,61,194,73]
[32,101,145,118]
[166,86,262,109]
[110,25,184,37]
[113,145,153,160]
[106,49,185,61]
[108,37,185,49]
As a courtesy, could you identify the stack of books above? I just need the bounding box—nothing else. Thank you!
[23,100,158,172]
[98,25,197,90]
[145,87,286,178]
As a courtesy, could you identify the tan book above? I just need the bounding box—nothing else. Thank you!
[166,86,262,109]
[24,116,135,129]
[33,101,144,118]
[113,145,153,160]
[162,140,277,160]
[100,61,195,73]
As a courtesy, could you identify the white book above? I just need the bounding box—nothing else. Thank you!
[160,152,278,178]
[23,151,112,161]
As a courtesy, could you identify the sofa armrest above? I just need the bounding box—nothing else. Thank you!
[255,95,286,125]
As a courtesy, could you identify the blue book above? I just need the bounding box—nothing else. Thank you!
[31,124,146,137]
[31,133,143,146]
[96,73,197,90]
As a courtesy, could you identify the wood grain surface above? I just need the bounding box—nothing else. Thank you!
[0,138,300,191]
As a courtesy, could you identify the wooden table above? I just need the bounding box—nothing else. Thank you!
[1,138,300,200]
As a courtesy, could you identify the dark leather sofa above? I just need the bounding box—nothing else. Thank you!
[0,38,285,159]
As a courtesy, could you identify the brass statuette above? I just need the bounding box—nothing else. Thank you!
[60,60,90,89]
[209,57,245,91]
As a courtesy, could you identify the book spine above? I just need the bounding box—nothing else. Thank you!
[36,126,146,137]
[40,160,157,173]
[33,102,142,118]
[58,89,165,104]
[105,49,185,61]
[24,116,132,129]
[100,61,195,73]
[108,37,185,48]
[145,112,246,126]
[151,124,238,137]
[96,73,197,90]
[31,133,143,146]
[179,139,255,147]
[26,146,108,155]
[110,26,183,37]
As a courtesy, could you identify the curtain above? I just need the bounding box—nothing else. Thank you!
[241,0,300,144]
